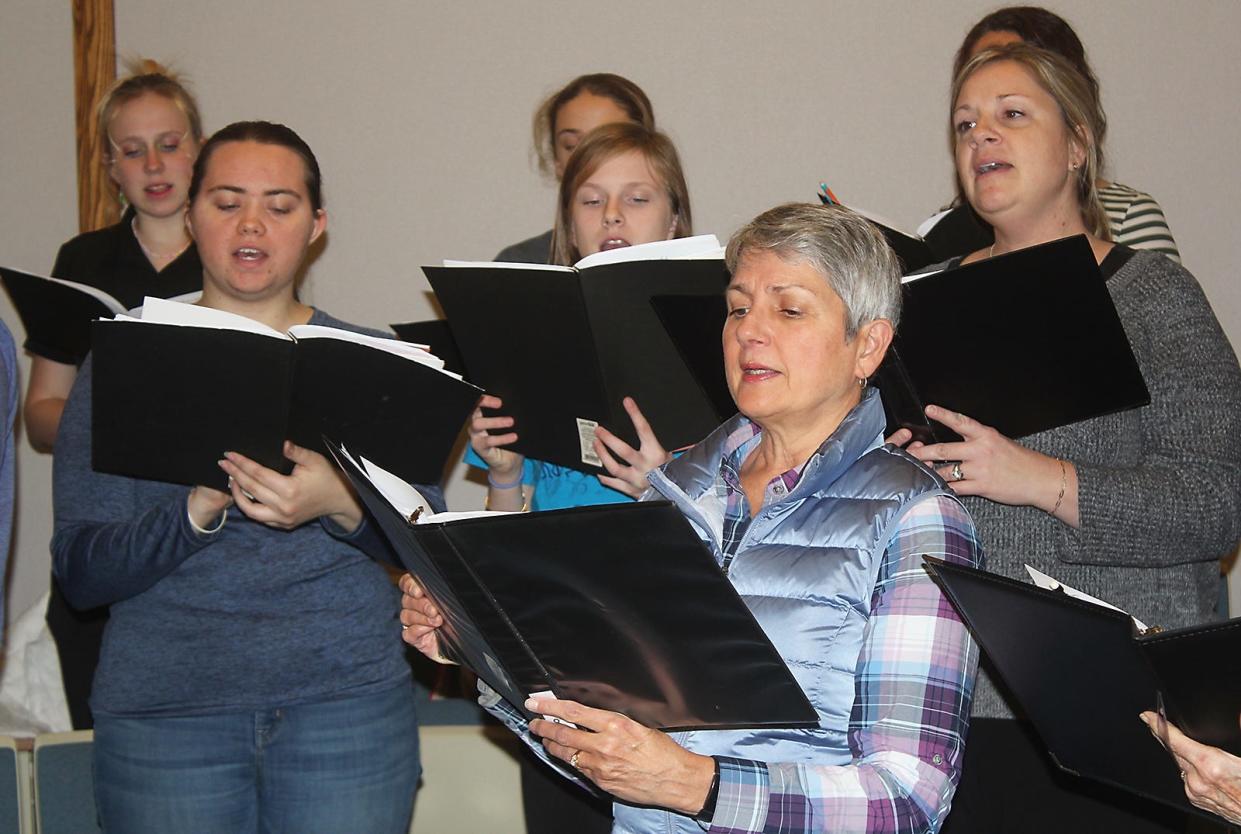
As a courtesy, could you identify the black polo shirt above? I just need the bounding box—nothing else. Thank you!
[32,208,203,364]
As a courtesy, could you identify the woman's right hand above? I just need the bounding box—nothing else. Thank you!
[469,394,524,478]
[187,484,233,530]
[399,573,456,665]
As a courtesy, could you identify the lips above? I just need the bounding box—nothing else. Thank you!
[233,247,266,263]
[144,183,174,198]
[740,362,779,382]
[974,160,1012,176]
[599,238,630,251]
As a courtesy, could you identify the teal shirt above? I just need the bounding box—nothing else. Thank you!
[464,446,632,511]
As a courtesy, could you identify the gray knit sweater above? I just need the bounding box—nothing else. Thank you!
[963,249,1241,719]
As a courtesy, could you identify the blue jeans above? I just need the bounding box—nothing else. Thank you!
[93,683,420,834]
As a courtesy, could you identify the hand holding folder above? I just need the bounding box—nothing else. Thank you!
[91,298,480,489]
[924,557,1241,819]
[876,235,1149,445]
[1141,711,1241,824]
[425,236,732,472]
[331,441,817,731]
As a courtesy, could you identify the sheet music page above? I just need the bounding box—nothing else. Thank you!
[2,267,129,315]
[574,234,723,269]
[1024,564,1149,632]
[137,296,289,338]
[288,324,460,377]
[441,259,572,272]
[901,266,946,284]
[354,451,510,522]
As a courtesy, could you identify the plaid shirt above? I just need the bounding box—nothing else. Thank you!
[483,421,982,833]
[703,423,982,833]
[716,421,801,569]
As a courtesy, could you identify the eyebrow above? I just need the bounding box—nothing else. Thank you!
[954,92,1029,113]
[577,180,658,192]
[725,282,813,294]
[207,185,302,199]
[113,129,186,143]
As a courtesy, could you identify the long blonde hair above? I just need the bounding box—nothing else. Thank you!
[97,58,204,161]
[950,43,1110,240]
[549,123,692,265]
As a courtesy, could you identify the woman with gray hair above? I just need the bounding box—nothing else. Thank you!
[404,202,984,833]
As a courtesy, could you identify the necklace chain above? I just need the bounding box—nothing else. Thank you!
[132,217,191,264]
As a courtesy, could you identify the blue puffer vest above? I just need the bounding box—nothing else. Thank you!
[611,389,952,834]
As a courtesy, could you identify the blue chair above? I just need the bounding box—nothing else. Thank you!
[0,736,27,834]
[34,731,100,834]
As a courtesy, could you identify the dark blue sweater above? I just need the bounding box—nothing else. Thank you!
[52,309,444,717]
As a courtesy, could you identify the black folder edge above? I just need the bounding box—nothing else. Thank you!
[89,319,479,490]
[90,319,298,489]
[324,438,542,717]
[439,499,819,731]
[390,319,467,378]
[1,265,119,362]
[425,261,729,473]
[327,438,818,731]
[648,294,738,427]
[425,265,612,472]
[922,556,1223,821]
[882,236,1150,444]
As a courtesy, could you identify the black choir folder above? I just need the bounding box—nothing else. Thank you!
[328,441,817,731]
[0,265,129,360]
[423,236,732,473]
[924,557,1241,818]
[389,319,466,377]
[815,191,941,273]
[91,298,481,490]
[876,235,1149,444]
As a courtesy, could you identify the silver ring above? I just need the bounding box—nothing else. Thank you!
[570,751,581,769]
[951,463,964,482]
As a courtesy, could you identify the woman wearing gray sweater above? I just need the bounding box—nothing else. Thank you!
[893,45,1241,833]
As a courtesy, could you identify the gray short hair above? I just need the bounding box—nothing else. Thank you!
[724,203,902,337]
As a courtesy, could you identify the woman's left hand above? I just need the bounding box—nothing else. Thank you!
[219,441,363,532]
[904,405,1077,524]
[528,696,716,814]
[1142,711,1241,824]
[593,396,672,499]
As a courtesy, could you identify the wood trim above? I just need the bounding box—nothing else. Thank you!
[73,0,117,233]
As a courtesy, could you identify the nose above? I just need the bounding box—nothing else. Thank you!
[238,205,265,235]
[733,306,768,345]
[603,195,623,227]
[968,115,999,148]
[143,146,165,174]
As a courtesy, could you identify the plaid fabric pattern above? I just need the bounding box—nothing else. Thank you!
[705,496,982,834]
[717,421,804,568]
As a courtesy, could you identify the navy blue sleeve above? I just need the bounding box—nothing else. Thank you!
[51,358,223,609]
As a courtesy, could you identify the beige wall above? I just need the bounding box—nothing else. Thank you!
[4,0,1241,628]
[1,1,79,632]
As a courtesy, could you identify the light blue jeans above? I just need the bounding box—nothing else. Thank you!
[93,683,420,834]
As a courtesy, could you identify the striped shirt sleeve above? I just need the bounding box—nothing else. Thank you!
[705,495,983,834]
[1099,182,1180,263]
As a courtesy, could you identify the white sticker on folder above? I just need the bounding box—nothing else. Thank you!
[577,418,601,467]
[528,690,579,728]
